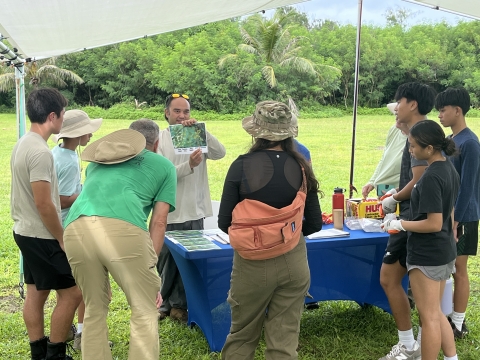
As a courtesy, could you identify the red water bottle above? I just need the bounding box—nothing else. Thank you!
[332,188,345,230]
[332,187,345,212]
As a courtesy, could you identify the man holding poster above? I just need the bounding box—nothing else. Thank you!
[156,93,226,323]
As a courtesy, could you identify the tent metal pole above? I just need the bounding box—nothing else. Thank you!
[15,65,27,139]
[349,0,363,199]
[0,36,26,137]
[0,35,26,299]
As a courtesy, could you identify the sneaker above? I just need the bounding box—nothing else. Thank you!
[379,342,421,360]
[72,332,113,351]
[73,333,82,351]
[66,324,76,342]
[447,316,468,339]
[158,310,170,321]
[305,302,319,310]
[170,307,188,324]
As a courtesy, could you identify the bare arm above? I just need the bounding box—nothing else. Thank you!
[401,212,443,233]
[393,165,427,202]
[149,201,171,255]
[31,181,64,248]
[59,193,79,209]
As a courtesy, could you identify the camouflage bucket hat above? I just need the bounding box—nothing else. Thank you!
[242,100,298,141]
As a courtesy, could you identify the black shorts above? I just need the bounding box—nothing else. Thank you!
[457,221,479,256]
[14,232,76,291]
[383,231,407,268]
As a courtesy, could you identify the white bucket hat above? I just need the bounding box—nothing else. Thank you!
[52,110,102,143]
[387,102,397,115]
[81,129,146,165]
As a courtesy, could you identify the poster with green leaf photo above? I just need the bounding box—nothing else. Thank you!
[169,122,208,154]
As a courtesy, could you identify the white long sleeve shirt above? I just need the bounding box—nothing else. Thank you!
[157,127,226,224]
[368,125,407,188]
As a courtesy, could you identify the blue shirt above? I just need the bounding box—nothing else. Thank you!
[294,139,311,162]
[448,128,480,222]
[52,145,82,224]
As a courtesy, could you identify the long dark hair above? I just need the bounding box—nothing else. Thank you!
[410,120,458,156]
[249,137,323,196]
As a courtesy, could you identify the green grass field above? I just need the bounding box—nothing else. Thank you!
[0,113,479,359]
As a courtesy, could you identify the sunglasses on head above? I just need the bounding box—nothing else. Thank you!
[165,93,190,107]
[170,93,189,100]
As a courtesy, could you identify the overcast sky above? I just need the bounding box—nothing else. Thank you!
[291,0,470,26]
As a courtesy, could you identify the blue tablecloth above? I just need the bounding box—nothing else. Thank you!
[164,225,408,352]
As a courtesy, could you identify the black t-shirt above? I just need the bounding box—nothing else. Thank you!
[218,150,322,236]
[407,160,460,266]
[398,139,428,218]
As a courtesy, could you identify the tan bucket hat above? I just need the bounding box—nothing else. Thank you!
[52,109,102,143]
[387,102,397,115]
[81,129,146,165]
[242,100,298,141]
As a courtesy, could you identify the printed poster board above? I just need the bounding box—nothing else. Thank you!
[169,122,208,155]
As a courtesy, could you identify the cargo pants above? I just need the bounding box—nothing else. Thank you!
[222,235,310,360]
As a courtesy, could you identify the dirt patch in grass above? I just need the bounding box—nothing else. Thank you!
[0,294,23,313]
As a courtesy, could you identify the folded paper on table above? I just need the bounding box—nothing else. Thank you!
[307,228,350,239]
[203,229,230,244]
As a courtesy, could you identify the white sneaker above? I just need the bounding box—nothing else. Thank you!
[73,332,113,351]
[73,332,82,351]
[379,341,421,360]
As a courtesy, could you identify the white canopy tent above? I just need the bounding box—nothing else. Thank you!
[407,0,480,20]
[0,0,307,60]
[0,0,478,60]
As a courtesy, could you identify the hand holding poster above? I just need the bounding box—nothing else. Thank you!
[169,122,208,154]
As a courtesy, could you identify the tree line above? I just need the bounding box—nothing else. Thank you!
[1,7,479,113]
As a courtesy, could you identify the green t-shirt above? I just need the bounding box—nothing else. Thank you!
[64,149,176,231]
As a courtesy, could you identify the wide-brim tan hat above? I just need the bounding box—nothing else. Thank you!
[242,100,298,141]
[53,109,102,143]
[387,102,397,115]
[81,129,146,165]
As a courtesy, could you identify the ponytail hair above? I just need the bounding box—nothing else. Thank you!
[442,137,457,156]
[410,120,458,156]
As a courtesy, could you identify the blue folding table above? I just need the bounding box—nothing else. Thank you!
[164,225,408,352]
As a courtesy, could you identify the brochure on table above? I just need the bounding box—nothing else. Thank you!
[165,229,229,251]
[307,228,350,239]
[169,122,208,155]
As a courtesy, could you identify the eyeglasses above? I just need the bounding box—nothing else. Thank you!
[170,93,189,100]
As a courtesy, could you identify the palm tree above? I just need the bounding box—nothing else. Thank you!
[0,57,84,92]
[219,12,339,88]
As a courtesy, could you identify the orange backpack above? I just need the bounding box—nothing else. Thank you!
[229,169,307,260]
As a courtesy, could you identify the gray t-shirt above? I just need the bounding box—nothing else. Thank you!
[10,132,61,239]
